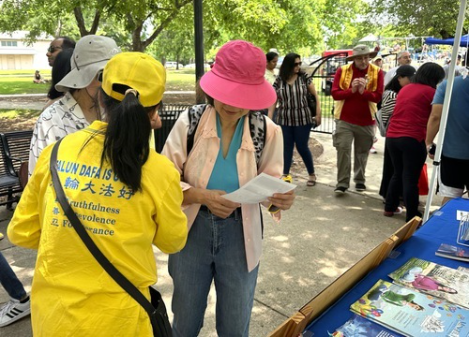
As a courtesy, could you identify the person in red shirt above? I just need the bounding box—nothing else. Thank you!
[331,45,384,194]
[384,63,444,221]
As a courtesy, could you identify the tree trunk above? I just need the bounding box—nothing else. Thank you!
[73,7,101,36]
[89,11,101,35]
[73,7,89,36]
[132,22,145,52]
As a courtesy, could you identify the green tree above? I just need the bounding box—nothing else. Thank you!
[0,0,194,51]
[1,0,368,57]
[148,6,195,68]
[371,0,468,39]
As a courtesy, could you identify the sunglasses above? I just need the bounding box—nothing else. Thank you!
[294,62,302,67]
[47,46,62,53]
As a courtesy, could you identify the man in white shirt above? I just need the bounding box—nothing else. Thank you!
[443,55,465,79]
[384,51,412,85]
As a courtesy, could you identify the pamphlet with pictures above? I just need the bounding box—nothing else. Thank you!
[388,257,469,309]
[350,279,469,336]
[329,314,400,336]
[435,243,469,262]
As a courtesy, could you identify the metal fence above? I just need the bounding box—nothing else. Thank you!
[306,52,349,134]
[154,104,191,153]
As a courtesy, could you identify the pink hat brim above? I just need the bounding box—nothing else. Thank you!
[200,71,277,110]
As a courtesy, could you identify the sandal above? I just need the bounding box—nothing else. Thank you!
[307,174,317,187]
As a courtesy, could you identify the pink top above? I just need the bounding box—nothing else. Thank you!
[162,106,284,271]
[386,83,436,142]
[412,275,439,291]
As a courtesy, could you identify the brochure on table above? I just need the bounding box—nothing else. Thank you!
[302,198,469,335]
[388,257,469,309]
[350,280,469,336]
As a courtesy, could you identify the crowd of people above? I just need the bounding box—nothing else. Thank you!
[327,44,467,224]
[1,34,468,336]
[1,37,294,336]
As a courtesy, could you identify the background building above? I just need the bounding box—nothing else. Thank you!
[0,31,52,70]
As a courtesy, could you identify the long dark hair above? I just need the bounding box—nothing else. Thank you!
[279,53,303,82]
[47,48,74,99]
[100,86,157,192]
[413,63,445,88]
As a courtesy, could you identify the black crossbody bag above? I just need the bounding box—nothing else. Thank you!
[50,138,172,337]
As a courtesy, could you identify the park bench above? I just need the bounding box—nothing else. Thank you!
[0,104,189,209]
[0,130,33,210]
[154,103,191,153]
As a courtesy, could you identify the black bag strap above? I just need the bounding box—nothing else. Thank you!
[187,104,266,166]
[49,139,158,323]
[186,104,207,156]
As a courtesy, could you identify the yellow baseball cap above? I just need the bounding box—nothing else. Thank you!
[102,52,166,107]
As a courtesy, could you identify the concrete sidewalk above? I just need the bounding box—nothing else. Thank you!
[0,132,443,336]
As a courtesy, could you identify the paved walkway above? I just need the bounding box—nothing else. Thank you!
[0,108,445,336]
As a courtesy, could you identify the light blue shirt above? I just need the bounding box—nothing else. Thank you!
[206,115,245,193]
[432,76,469,159]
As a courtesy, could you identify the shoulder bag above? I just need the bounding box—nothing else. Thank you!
[304,74,317,117]
[49,138,172,337]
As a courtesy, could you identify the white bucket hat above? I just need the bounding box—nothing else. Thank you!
[55,35,120,92]
[346,44,378,62]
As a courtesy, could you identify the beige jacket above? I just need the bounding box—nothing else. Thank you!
[162,105,284,271]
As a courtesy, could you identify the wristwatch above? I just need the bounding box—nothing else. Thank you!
[427,144,436,155]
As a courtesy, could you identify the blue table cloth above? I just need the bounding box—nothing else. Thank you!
[305,197,469,335]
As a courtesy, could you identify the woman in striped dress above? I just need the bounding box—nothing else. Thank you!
[269,53,321,186]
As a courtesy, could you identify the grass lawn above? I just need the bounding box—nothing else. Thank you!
[0,69,51,76]
[0,69,196,95]
[0,77,51,95]
[165,71,196,91]
[0,109,41,119]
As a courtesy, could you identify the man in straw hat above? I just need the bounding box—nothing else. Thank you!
[331,44,384,194]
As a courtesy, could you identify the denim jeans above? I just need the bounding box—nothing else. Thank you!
[0,251,26,300]
[281,124,315,175]
[169,208,259,337]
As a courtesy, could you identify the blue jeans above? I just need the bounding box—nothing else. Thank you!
[0,251,26,300]
[169,208,259,337]
[281,124,314,175]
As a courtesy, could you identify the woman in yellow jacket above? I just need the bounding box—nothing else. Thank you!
[8,52,188,336]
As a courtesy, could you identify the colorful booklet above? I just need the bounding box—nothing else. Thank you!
[329,314,399,336]
[350,279,469,336]
[435,243,469,262]
[388,257,469,309]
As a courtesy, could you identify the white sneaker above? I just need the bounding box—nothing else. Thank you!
[369,146,377,154]
[0,297,31,327]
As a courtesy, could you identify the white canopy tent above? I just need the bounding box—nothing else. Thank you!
[423,0,468,222]
[359,34,378,43]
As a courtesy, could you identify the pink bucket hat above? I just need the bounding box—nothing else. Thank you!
[200,40,276,110]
